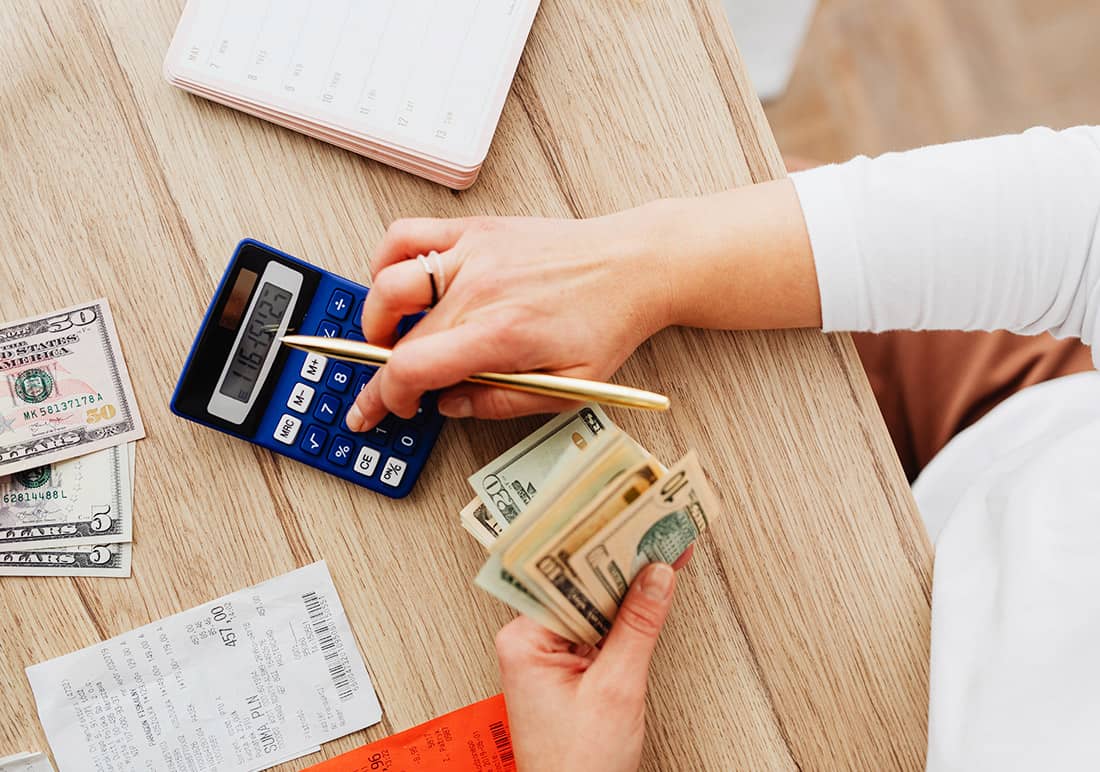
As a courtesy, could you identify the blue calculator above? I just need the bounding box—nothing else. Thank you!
[171,239,444,498]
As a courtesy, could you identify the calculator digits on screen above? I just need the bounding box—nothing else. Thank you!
[171,239,444,498]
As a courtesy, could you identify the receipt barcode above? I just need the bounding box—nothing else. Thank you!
[303,590,354,701]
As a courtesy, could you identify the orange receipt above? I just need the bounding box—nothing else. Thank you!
[307,694,515,772]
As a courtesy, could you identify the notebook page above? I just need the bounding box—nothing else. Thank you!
[165,0,540,169]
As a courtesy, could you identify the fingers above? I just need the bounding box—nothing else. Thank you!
[346,321,502,430]
[369,217,469,276]
[361,251,458,346]
[590,563,676,694]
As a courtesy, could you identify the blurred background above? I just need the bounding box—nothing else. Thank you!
[726,0,1099,163]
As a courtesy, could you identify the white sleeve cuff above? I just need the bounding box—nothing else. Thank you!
[790,164,869,333]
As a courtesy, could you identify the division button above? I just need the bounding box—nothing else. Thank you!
[273,414,302,445]
[327,289,353,320]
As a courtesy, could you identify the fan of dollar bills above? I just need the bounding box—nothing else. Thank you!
[460,405,719,644]
[0,300,145,578]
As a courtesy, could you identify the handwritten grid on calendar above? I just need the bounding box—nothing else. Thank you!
[169,0,533,166]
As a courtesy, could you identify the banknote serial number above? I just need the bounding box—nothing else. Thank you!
[20,393,112,421]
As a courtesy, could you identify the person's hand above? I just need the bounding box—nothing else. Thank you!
[495,562,677,772]
[345,180,820,431]
[345,205,678,431]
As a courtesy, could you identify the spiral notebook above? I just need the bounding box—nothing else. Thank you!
[164,1,541,189]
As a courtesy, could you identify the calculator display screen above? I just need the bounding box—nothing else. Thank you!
[218,282,293,403]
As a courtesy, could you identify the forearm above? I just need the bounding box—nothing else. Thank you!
[642,127,1100,367]
[640,180,822,331]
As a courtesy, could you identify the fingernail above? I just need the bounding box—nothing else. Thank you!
[639,563,674,600]
[346,403,364,432]
[439,396,473,418]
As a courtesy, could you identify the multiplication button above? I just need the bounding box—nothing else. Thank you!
[287,383,315,413]
[353,446,380,477]
[300,353,327,383]
[273,414,302,445]
[379,456,407,488]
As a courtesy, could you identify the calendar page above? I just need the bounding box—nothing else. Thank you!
[165,0,540,170]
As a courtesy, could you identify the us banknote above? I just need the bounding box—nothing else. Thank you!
[0,443,133,550]
[0,542,131,578]
[467,410,718,644]
[468,404,614,526]
[0,299,145,476]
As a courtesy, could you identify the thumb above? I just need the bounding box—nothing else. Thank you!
[591,563,676,688]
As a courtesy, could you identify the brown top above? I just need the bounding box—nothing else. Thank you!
[0,0,931,768]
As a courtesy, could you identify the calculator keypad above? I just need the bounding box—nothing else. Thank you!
[265,272,442,498]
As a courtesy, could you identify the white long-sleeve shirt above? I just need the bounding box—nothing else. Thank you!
[791,126,1100,771]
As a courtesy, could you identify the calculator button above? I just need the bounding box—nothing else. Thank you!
[327,436,355,467]
[273,414,302,445]
[345,329,366,343]
[300,352,327,383]
[392,428,420,456]
[300,425,328,456]
[354,373,371,398]
[353,446,381,477]
[355,299,366,324]
[379,456,408,488]
[317,320,341,338]
[327,289,353,320]
[366,420,393,447]
[314,394,341,425]
[286,383,315,413]
[327,363,353,393]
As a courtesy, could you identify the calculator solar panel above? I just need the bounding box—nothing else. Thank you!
[171,239,444,498]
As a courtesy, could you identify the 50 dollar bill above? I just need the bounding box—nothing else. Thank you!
[0,299,145,476]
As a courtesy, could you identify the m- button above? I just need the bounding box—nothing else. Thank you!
[287,383,315,413]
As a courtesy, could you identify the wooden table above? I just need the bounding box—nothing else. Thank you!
[0,1,933,769]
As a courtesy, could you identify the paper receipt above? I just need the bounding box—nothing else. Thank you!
[306,694,514,772]
[26,562,382,772]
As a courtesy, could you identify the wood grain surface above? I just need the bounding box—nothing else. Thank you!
[0,1,932,769]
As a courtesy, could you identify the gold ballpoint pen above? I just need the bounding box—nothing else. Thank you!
[279,335,671,412]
